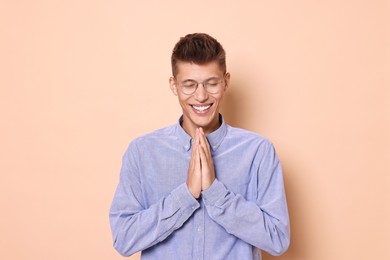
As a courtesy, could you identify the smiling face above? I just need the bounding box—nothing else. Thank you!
[170,61,230,137]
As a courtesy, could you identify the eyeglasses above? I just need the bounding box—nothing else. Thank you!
[175,77,226,95]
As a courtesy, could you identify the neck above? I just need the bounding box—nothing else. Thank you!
[182,116,221,139]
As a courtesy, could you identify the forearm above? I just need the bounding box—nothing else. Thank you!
[110,183,200,256]
[202,179,290,256]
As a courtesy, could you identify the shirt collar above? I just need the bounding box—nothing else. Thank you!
[175,114,227,152]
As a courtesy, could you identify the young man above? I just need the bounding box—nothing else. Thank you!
[110,33,290,259]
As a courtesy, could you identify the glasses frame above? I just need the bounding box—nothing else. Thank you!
[174,73,228,95]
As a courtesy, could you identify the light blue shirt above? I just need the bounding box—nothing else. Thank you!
[110,116,290,259]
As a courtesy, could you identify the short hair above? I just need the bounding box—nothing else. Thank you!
[171,33,226,77]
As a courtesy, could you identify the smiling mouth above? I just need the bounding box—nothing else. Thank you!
[191,104,212,112]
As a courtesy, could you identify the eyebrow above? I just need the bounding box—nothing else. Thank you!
[181,76,219,83]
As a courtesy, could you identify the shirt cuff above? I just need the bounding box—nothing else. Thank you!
[201,179,228,206]
[171,183,200,211]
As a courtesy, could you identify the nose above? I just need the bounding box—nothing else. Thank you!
[194,83,208,102]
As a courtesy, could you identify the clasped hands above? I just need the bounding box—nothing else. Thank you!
[186,127,215,199]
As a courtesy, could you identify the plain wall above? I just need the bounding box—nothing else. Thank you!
[1,1,389,259]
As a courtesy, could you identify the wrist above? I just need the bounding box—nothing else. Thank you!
[186,181,201,199]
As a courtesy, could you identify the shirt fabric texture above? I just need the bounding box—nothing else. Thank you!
[110,115,290,260]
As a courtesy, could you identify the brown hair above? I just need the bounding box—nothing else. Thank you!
[171,33,226,76]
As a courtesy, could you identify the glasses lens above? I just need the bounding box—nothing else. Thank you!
[205,79,223,94]
[181,81,197,94]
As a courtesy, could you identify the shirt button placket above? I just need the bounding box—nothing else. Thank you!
[192,200,205,260]
[197,201,205,259]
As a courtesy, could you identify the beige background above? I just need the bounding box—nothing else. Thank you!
[1,1,389,259]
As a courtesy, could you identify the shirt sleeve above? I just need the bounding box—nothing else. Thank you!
[201,143,290,256]
[109,142,200,257]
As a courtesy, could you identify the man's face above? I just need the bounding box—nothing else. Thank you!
[170,61,230,135]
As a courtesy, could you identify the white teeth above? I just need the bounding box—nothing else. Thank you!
[192,105,211,111]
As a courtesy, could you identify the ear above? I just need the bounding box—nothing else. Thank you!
[169,77,178,96]
[224,72,231,91]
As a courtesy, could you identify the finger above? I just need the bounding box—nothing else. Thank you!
[190,129,200,165]
[198,141,207,165]
[195,128,201,144]
[194,142,201,171]
[187,140,202,198]
[198,128,211,157]
[189,144,196,171]
[199,128,210,149]
[198,139,215,191]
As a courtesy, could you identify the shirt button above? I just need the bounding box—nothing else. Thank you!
[197,227,201,232]
[192,206,195,210]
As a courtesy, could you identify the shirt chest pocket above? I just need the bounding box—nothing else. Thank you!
[216,169,251,197]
